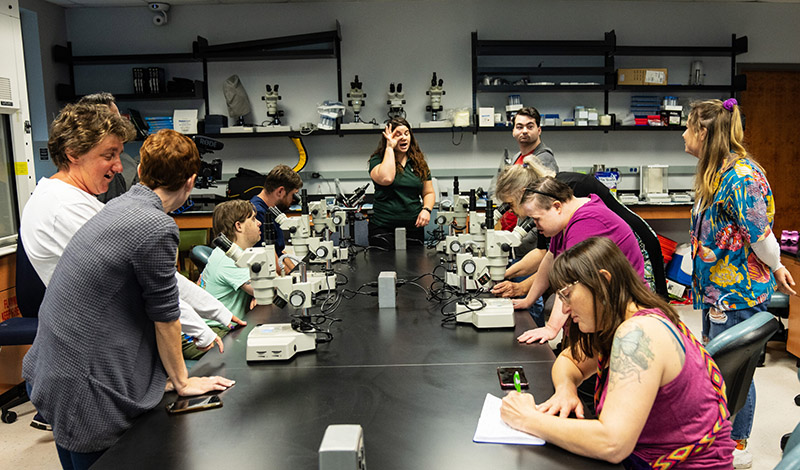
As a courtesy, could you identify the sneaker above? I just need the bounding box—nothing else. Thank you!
[733,440,752,469]
[30,412,52,431]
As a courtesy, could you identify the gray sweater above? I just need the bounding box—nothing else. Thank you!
[23,184,181,453]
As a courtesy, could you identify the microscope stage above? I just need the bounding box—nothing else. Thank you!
[455,298,515,328]
[247,323,316,361]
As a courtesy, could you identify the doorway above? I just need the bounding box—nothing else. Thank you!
[739,67,800,236]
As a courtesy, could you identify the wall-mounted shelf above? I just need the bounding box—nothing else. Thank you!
[471,30,747,134]
[198,125,474,139]
[53,23,343,130]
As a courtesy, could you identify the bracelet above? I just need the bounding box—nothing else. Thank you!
[422,207,432,214]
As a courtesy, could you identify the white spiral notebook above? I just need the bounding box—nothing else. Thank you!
[473,393,546,446]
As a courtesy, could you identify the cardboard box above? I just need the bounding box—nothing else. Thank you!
[478,107,495,127]
[617,68,668,86]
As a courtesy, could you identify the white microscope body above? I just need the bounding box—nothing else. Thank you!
[453,209,536,329]
[213,233,277,306]
[213,233,315,361]
[419,72,451,129]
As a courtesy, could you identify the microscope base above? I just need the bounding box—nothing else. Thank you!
[255,125,292,133]
[246,323,316,361]
[341,122,380,130]
[418,120,453,129]
[455,298,515,328]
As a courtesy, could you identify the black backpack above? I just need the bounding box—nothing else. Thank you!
[226,167,264,201]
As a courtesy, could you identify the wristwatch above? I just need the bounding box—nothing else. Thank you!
[422,207,432,214]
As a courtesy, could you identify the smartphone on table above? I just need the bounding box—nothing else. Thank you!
[166,395,222,415]
[497,366,529,390]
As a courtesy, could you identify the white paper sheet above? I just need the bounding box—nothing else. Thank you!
[473,393,545,446]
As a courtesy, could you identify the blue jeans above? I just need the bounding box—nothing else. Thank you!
[702,302,768,441]
[56,445,106,470]
[507,258,545,327]
[529,296,545,328]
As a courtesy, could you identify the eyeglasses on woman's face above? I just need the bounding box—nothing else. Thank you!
[556,280,580,305]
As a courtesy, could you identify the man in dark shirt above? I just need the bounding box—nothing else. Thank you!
[249,164,302,273]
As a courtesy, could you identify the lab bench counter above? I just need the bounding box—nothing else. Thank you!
[172,212,213,230]
[626,203,692,220]
[92,247,621,470]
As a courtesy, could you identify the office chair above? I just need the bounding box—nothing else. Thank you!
[776,368,800,469]
[0,236,44,424]
[705,311,781,419]
[757,291,790,367]
[189,245,213,271]
[768,291,790,341]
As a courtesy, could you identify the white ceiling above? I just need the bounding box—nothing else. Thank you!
[39,0,800,8]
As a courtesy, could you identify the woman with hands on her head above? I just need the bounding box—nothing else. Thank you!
[508,177,645,345]
[684,98,795,466]
[368,118,435,249]
[501,237,735,468]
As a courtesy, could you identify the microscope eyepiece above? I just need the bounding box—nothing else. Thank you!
[213,234,233,251]
[519,217,537,232]
[496,202,511,215]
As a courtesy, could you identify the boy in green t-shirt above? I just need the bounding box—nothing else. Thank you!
[194,200,263,357]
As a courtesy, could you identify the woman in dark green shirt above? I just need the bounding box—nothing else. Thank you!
[368,118,435,248]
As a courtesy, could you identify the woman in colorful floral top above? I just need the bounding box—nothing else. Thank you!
[685,98,796,469]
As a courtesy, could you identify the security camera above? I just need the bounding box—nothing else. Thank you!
[149,2,170,11]
[152,11,168,26]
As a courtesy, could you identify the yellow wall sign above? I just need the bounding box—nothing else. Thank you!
[14,162,28,176]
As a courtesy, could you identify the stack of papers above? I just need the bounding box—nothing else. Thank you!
[473,394,545,446]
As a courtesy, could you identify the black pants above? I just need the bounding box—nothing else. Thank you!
[368,221,424,250]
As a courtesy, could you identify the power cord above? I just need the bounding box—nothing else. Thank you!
[440,288,488,325]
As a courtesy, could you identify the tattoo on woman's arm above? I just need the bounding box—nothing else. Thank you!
[609,325,655,389]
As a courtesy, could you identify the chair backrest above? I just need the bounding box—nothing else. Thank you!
[769,292,790,319]
[706,311,781,418]
[14,235,45,318]
[190,245,214,271]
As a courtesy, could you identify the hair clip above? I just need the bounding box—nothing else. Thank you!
[723,98,738,112]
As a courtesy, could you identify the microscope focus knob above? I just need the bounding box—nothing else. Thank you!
[449,240,461,253]
[315,246,329,258]
[462,259,476,275]
[251,263,262,274]
[289,291,306,308]
[500,243,512,252]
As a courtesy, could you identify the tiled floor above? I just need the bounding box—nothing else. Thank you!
[2,306,798,469]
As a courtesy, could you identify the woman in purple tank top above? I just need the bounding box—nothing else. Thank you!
[500,237,735,469]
